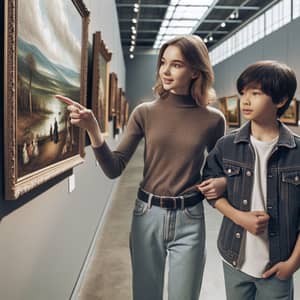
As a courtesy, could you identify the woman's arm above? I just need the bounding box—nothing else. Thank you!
[56,95,144,178]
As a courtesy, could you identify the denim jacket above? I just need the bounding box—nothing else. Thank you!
[203,121,300,269]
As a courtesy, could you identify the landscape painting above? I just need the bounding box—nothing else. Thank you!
[91,31,111,136]
[4,0,89,199]
[225,95,240,127]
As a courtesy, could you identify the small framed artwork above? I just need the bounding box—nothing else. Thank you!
[219,95,240,127]
[280,98,299,126]
[91,31,112,136]
[124,101,129,126]
[115,87,122,129]
[109,72,118,121]
[4,0,89,199]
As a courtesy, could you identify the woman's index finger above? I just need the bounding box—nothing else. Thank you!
[55,95,84,109]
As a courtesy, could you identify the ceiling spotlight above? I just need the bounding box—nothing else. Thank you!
[131,34,136,40]
[130,54,134,59]
[132,18,137,24]
[230,10,239,19]
[209,36,213,41]
[134,7,139,13]
[204,38,208,43]
[129,46,134,52]
[131,26,135,31]
[134,3,139,9]
[131,39,136,45]
[221,22,226,28]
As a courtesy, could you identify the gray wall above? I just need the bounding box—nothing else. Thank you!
[213,17,300,99]
[0,1,125,300]
[126,18,300,120]
[125,51,158,110]
[213,17,300,133]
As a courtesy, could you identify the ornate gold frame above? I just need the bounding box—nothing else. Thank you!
[4,0,90,199]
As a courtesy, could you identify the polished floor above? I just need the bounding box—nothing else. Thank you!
[78,143,300,300]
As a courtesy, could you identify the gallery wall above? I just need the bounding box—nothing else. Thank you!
[0,1,126,300]
[126,17,300,126]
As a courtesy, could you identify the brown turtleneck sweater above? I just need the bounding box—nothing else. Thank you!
[93,93,225,196]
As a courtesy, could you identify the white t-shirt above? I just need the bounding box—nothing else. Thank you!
[240,135,278,278]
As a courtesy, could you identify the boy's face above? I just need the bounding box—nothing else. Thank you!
[240,85,279,122]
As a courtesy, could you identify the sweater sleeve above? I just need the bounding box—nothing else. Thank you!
[207,112,226,152]
[92,104,145,178]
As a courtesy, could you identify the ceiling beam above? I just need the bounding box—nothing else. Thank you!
[117,4,259,10]
[119,18,242,23]
[117,4,168,8]
[214,5,259,10]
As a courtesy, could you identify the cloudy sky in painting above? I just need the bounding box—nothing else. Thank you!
[18,0,82,72]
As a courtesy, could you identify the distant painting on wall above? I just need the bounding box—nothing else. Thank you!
[219,95,240,127]
[91,31,112,136]
[280,98,299,126]
[109,72,118,120]
[4,0,89,199]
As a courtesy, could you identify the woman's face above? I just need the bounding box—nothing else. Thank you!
[159,45,197,95]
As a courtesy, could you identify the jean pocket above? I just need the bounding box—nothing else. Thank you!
[184,201,204,219]
[133,198,148,216]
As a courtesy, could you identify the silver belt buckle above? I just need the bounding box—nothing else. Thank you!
[180,196,185,210]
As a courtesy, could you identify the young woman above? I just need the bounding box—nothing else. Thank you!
[57,35,226,300]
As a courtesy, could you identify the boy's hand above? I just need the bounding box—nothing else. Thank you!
[262,261,294,280]
[235,211,269,235]
[197,177,227,199]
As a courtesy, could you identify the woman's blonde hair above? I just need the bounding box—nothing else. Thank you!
[153,35,216,106]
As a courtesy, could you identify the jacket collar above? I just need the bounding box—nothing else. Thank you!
[233,120,296,148]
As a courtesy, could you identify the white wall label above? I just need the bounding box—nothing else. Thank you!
[68,174,75,193]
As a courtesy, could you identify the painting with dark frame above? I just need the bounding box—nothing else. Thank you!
[4,0,89,199]
[109,72,118,121]
[280,98,299,126]
[219,95,240,127]
[116,87,122,130]
[91,31,111,136]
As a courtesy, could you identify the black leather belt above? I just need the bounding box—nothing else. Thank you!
[137,188,203,209]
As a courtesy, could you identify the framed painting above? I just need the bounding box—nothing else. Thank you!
[219,95,240,127]
[120,92,126,128]
[280,98,299,125]
[4,0,90,199]
[124,100,129,126]
[109,72,118,121]
[91,31,112,136]
[115,87,123,129]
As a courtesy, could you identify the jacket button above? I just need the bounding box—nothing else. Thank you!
[232,261,237,266]
[242,199,248,205]
[246,170,252,176]
[235,232,241,239]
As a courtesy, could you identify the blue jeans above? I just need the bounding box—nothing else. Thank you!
[130,198,206,300]
[223,261,294,300]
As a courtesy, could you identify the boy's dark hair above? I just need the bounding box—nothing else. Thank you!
[237,60,297,117]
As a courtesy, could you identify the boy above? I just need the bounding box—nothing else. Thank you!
[200,60,300,300]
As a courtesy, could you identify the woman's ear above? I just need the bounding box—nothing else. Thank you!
[192,71,200,79]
